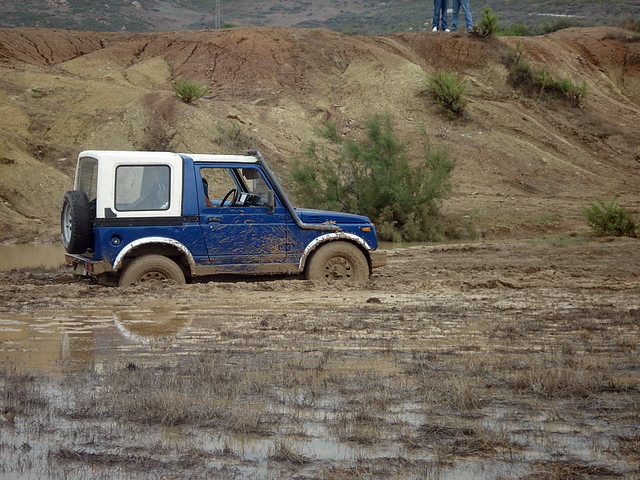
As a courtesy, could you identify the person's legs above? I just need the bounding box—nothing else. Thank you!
[432,0,443,30]
[451,0,460,30]
[440,0,449,31]
[461,0,473,29]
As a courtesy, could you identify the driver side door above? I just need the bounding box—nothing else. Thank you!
[198,165,289,266]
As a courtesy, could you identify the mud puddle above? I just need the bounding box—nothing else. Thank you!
[0,244,65,271]
[0,238,639,479]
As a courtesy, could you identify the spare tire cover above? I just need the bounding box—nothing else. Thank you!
[61,190,93,254]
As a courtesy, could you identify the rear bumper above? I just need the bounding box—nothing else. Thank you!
[65,254,112,276]
[370,250,388,269]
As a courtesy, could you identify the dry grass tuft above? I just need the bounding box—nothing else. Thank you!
[268,442,311,464]
[332,408,385,445]
[527,459,621,479]
[66,353,275,435]
[509,361,610,398]
[52,448,166,470]
[615,432,640,458]
[0,365,48,415]
[415,422,518,456]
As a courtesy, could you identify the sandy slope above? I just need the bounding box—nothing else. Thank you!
[0,26,638,243]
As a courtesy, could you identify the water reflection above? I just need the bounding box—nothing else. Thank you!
[0,305,196,371]
[0,243,65,270]
[114,307,192,344]
[0,311,97,371]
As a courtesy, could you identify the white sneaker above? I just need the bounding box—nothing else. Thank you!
[445,28,451,32]
[432,27,437,32]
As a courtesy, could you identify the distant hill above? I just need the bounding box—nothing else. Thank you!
[1,0,638,34]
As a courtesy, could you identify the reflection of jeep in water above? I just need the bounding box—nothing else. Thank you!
[62,150,386,286]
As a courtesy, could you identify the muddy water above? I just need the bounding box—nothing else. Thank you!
[0,304,200,371]
[0,243,65,270]
[0,239,638,479]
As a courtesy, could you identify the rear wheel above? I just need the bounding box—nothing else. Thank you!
[305,241,370,285]
[61,190,92,254]
[119,255,186,286]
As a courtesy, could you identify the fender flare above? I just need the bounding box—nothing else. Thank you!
[113,237,197,274]
[299,232,372,271]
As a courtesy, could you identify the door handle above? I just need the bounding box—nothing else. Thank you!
[207,217,222,223]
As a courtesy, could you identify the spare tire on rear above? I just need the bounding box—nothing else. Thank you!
[61,190,93,254]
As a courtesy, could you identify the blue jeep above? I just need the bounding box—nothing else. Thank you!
[62,150,386,286]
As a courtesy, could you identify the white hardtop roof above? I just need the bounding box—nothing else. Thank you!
[187,154,259,164]
[79,150,258,164]
[80,150,182,162]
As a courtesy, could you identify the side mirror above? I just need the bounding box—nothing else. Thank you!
[267,190,275,214]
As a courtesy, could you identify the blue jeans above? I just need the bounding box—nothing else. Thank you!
[432,0,449,30]
[452,0,473,30]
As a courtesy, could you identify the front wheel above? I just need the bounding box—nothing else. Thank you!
[305,242,370,285]
[119,255,186,286]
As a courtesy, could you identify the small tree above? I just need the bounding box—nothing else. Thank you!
[290,115,455,242]
[478,7,499,37]
[171,79,209,104]
[426,70,468,118]
[582,198,637,238]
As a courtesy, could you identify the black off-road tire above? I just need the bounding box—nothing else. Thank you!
[305,241,370,285]
[118,255,186,286]
[61,190,93,254]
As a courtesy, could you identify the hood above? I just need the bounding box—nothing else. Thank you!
[295,208,371,225]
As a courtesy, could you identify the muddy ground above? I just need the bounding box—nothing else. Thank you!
[0,237,638,479]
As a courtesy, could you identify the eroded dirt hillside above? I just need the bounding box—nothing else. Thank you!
[0,26,639,243]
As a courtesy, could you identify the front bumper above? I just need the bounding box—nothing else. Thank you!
[370,250,388,269]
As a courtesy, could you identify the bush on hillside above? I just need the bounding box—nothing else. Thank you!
[582,198,637,238]
[289,115,456,242]
[620,16,640,33]
[499,19,582,37]
[505,45,587,107]
[499,22,530,36]
[171,79,209,104]
[536,19,581,35]
[426,70,469,118]
[478,7,499,37]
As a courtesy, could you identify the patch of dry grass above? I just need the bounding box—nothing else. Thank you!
[268,441,311,464]
[526,459,622,479]
[0,364,48,416]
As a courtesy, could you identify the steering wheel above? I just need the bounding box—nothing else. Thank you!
[220,188,238,207]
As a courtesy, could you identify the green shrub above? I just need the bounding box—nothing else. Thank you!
[426,70,468,118]
[581,198,637,238]
[499,22,530,37]
[171,79,209,104]
[478,7,499,37]
[533,68,555,90]
[289,115,455,242]
[554,77,588,106]
[505,46,588,107]
[620,17,640,33]
[536,19,580,35]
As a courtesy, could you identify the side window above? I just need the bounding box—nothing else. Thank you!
[200,167,237,203]
[199,166,271,208]
[115,165,170,211]
[77,157,98,202]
